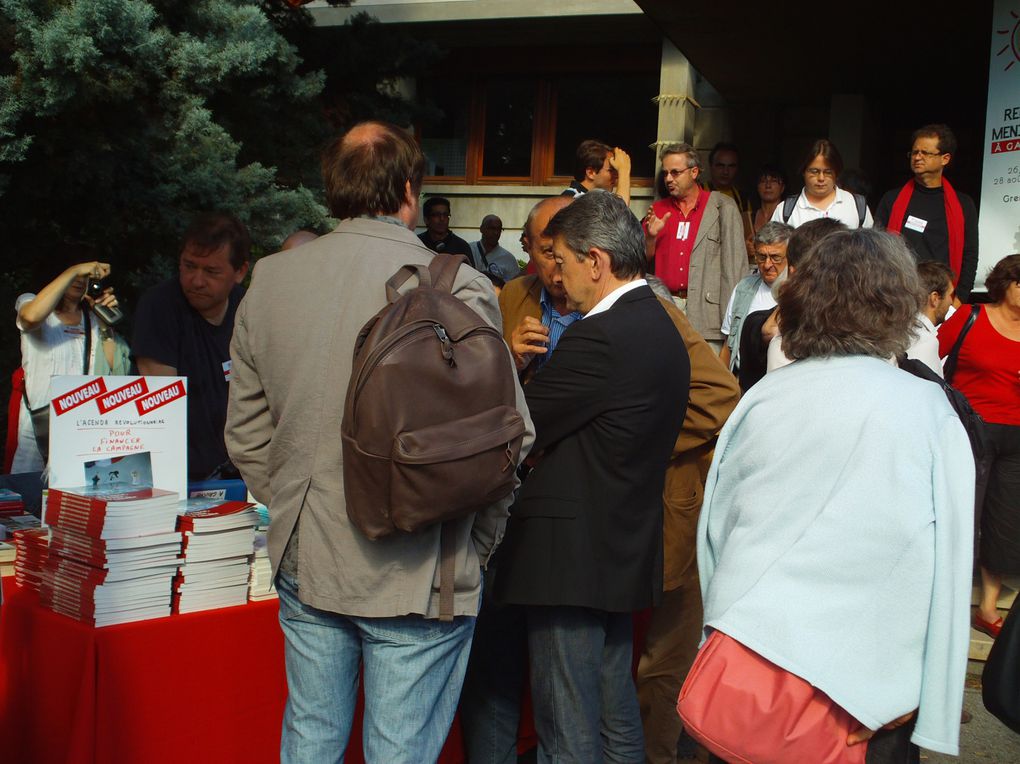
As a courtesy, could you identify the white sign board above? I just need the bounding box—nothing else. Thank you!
[46,375,187,497]
[978,1,1020,289]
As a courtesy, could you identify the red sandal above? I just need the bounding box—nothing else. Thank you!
[973,613,1004,638]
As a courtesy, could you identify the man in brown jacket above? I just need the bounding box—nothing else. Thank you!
[460,195,579,763]
[498,196,579,378]
[640,277,741,764]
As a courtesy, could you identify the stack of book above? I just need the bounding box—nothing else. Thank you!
[248,530,277,601]
[0,488,25,520]
[0,539,16,577]
[173,499,257,614]
[0,512,41,541]
[39,486,181,626]
[13,528,49,593]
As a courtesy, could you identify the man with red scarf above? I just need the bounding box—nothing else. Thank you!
[876,124,979,301]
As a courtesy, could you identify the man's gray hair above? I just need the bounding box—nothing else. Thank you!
[659,142,702,172]
[754,221,794,247]
[542,190,645,279]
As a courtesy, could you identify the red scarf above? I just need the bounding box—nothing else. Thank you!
[887,177,965,285]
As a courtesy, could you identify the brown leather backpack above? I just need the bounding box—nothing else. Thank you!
[341,254,525,617]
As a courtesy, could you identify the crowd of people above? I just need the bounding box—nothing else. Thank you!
[10,118,1017,764]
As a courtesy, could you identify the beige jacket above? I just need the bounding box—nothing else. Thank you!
[679,191,751,341]
[226,218,533,619]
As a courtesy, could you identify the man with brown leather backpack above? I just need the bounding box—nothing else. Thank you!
[226,121,532,763]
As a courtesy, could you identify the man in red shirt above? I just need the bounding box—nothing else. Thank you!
[644,143,748,348]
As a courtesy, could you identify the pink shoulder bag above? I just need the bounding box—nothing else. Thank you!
[677,630,867,764]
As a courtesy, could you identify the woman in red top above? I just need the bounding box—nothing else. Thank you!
[939,254,1020,638]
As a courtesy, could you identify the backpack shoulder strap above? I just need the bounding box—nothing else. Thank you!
[428,253,469,294]
[782,195,797,223]
[385,263,432,303]
[944,304,981,384]
[853,193,867,228]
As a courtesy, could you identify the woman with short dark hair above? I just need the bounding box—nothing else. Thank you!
[752,164,786,235]
[939,253,1020,639]
[692,229,974,760]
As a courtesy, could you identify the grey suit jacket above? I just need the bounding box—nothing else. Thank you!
[226,218,533,618]
[684,191,751,342]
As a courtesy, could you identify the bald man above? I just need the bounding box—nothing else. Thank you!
[460,195,577,762]
[470,214,522,285]
[281,229,318,251]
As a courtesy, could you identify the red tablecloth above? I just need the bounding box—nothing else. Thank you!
[0,580,469,763]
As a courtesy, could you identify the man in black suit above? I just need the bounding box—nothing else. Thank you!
[495,190,690,763]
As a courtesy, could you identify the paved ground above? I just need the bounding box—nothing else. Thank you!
[921,675,1020,763]
[663,670,1020,763]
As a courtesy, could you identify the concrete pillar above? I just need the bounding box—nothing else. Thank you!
[829,94,866,169]
[654,39,699,160]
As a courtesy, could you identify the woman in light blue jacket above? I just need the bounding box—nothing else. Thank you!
[697,229,975,759]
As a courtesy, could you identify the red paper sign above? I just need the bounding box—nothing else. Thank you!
[135,380,186,416]
[96,379,150,415]
[52,378,109,416]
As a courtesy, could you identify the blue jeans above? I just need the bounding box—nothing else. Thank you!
[527,605,644,764]
[276,573,475,764]
[459,562,528,764]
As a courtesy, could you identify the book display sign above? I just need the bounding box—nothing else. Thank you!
[46,376,187,498]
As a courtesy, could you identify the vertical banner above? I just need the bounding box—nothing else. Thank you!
[978,0,1020,288]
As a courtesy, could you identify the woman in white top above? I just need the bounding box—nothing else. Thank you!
[771,139,874,229]
[12,253,127,472]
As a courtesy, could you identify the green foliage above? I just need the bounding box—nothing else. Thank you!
[0,0,441,456]
[0,0,332,279]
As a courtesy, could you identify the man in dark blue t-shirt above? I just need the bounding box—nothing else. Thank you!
[133,212,250,480]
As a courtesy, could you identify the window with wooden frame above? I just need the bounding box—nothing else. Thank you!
[416,47,660,186]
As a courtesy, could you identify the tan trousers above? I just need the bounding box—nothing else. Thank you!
[636,562,704,764]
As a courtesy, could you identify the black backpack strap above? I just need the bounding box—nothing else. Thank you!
[82,306,92,374]
[853,193,867,228]
[944,304,981,384]
[782,195,797,223]
[428,253,469,294]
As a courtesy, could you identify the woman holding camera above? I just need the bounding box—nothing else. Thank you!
[12,254,128,472]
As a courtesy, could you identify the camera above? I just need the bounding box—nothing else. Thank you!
[86,279,124,326]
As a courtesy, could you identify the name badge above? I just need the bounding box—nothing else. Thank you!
[675,221,691,241]
[222,359,232,382]
[904,215,927,233]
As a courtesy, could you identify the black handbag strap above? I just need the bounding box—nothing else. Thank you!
[944,304,980,384]
[83,306,92,375]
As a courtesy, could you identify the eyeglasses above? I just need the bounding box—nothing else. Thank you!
[428,211,451,219]
[754,253,787,265]
[664,167,692,179]
[804,168,835,179]
[907,149,944,159]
